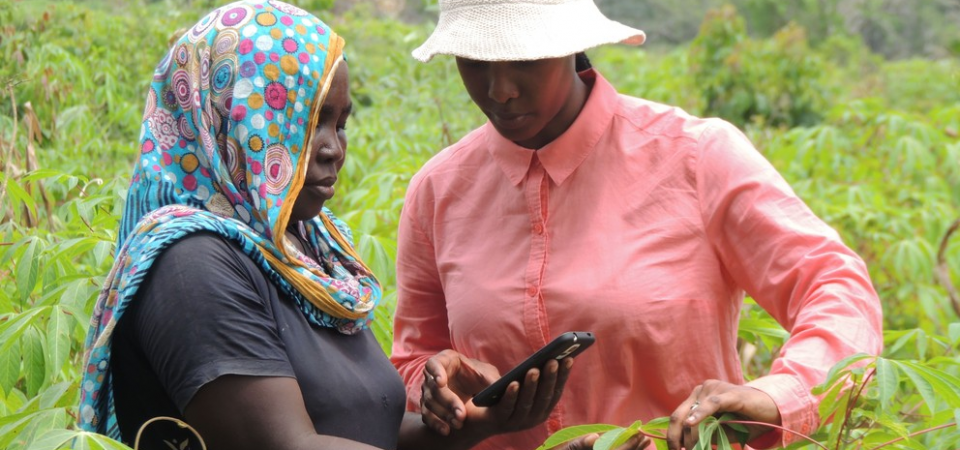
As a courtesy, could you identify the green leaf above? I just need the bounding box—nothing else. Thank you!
[816,353,873,394]
[11,409,60,450]
[538,424,619,450]
[44,308,70,385]
[593,427,631,450]
[22,328,45,398]
[15,239,40,305]
[4,175,38,222]
[38,382,72,410]
[949,323,960,346]
[0,308,49,355]
[0,340,20,397]
[898,360,960,409]
[875,357,899,411]
[25,428,77,450]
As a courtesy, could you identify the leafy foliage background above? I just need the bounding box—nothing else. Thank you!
[0,0,959,449]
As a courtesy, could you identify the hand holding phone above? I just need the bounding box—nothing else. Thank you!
[472,331,595,407]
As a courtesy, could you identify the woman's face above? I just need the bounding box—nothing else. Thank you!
[290,62,351,222]
[455,55,584,149]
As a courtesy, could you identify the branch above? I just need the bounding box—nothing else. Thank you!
[936,217,960,318]
[871,422,957,450]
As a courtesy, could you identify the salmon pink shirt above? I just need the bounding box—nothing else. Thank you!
[391,70,882,450]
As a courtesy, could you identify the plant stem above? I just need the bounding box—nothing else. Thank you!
[719,420,831,450]
[870,422,957,450]
[837,368,876,450]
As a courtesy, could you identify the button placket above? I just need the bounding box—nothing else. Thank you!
[522,156,551,348]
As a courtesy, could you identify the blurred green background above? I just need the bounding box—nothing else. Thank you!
[1,0,959,448]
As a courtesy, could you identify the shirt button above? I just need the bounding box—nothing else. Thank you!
[533,223,544,235]
[527,286,537,297]
[547,418,561,430]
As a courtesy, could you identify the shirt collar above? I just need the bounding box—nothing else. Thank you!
[485,69,618,186]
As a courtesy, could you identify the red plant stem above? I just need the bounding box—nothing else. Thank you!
[870,422,957,450]
[836,368,876,449]
[720,420,831,450]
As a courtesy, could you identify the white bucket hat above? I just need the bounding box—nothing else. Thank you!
[412,0,646,62]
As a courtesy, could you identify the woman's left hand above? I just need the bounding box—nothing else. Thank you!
[665,379,781,450]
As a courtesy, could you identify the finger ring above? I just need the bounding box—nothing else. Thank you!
[690,400,700,412]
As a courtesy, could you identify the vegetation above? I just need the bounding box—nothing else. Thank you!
[0,0,958,449]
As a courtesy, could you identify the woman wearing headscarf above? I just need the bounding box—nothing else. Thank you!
[76,2,589,450]
[389,1,883,450]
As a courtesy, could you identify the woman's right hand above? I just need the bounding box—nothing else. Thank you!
[419,349,574,438]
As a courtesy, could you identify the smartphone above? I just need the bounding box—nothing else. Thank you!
[471,331,595,407]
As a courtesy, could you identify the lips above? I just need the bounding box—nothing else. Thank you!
[302,176,337,198]
[491,112,531,130]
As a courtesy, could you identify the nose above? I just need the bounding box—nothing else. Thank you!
[487,62,519,104]
[311,126,344,164]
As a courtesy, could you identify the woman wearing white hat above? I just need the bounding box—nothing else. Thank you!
[391,1,883,450]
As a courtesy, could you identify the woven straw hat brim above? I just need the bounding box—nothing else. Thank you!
[412,0,646,62]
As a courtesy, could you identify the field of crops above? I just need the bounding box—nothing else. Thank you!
[1,0,959,448]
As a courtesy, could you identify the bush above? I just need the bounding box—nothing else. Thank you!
[689,5,829,128]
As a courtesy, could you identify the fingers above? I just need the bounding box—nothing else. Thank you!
[667,379,784,449]
[560,434,599,450]
[420,352,468,434]
[509,367,540,422]
[544,357,574,412]
[616,434,649,450]
[667,384,701,450]
[527,360,560,419]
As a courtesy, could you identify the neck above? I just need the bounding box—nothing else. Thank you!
[518,74,590,150]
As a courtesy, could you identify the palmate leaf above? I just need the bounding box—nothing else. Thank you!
[11,408,61,450]
[537,424,620,450]
[27,429,133,450]
[23,428,75,450]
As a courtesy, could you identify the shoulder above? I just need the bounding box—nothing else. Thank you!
[407,125,488,194]
[613,93,734,145]
[155,231,258,273]
[140,231,271,303]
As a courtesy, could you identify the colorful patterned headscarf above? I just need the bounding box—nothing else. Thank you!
[78,0,381,438]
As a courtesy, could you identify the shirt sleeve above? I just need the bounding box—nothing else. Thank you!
[389,177,453,411]
[129,232,295,412]
[695,122,883,447]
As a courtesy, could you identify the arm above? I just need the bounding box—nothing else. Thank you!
[185,376,384,450]
[667,122,883,449]
[390,171,577,445]
[390,178,453,409]
[128,234,404,450]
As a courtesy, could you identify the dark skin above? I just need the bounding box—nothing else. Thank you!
[419,350,649,450]
[455,56,589,149]
[184,62,610,450]
[434,55,784,449]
